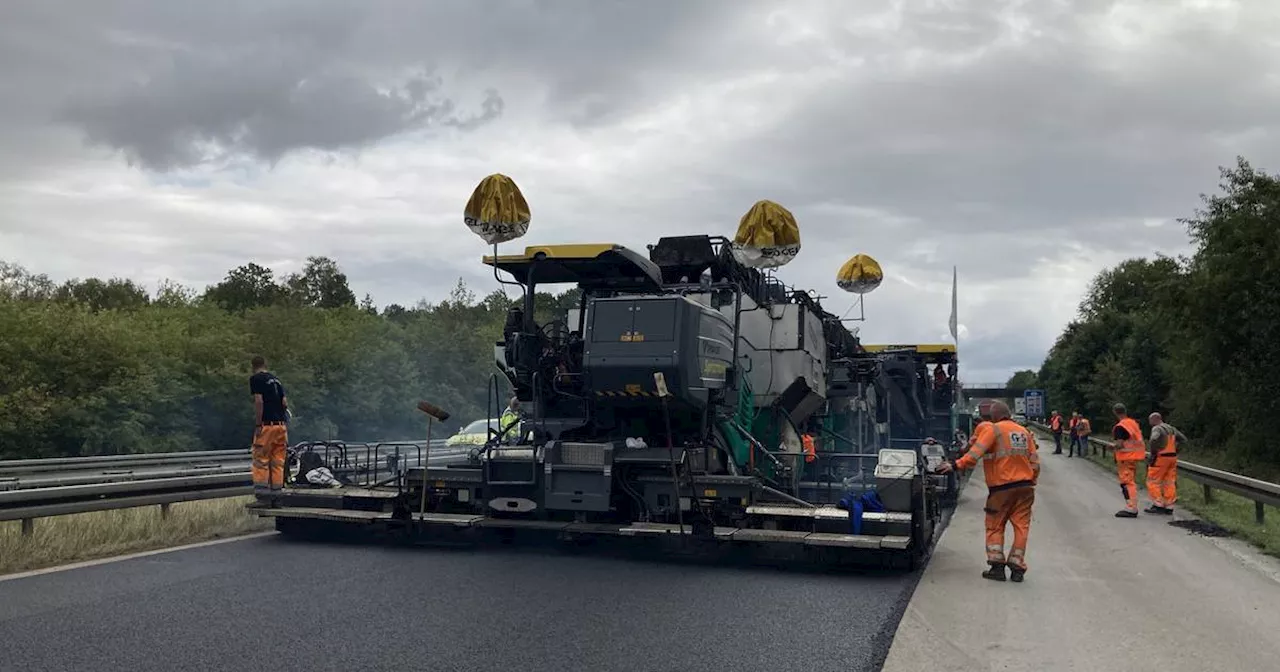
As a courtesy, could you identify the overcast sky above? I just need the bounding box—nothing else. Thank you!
[2,0,1275,383]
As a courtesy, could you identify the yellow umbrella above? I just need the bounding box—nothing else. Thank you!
[836,254,883,294]
[464,173,530,245]
[731,200,801,269]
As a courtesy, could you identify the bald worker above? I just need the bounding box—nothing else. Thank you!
[1145,412,1188,514]
[936,400,1041,583]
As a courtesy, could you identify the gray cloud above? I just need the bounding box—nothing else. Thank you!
[6,1,510,170]
[1,0,1274,382]
[63,60,503,169]
[3,0,767,171]
[611,0,1280,290]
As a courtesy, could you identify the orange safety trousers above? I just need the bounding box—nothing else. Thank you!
[1116,459,1141,513]
[984,485,1035,571]
[1147,455,1178,508]
[252,424,289,492]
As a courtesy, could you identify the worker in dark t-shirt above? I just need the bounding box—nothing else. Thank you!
[250,355,289,503]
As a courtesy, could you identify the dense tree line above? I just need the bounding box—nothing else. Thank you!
[1022,157,1280,477]
[0,257,577,459]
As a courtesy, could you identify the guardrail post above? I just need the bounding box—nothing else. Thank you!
[1256,501,1265,525]
[161,503,172,519]
[21,517,33,537]
[1203,484,1213,503]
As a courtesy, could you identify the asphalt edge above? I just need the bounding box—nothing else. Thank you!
[0,530,278,583]
[864,488,967,671]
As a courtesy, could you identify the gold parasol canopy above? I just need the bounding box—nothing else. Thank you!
[464,173,531,245]
[730,199,801,269]
[836,254,883,294]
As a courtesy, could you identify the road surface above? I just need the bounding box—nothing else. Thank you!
[882,431,1280,672]
[0,529,920,671]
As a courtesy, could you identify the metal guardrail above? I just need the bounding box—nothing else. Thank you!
[0,449,251,473]
[1028,421,1280,524]
[0,439,457,536]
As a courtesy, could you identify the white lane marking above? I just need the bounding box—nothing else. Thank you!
[0,531,278,583]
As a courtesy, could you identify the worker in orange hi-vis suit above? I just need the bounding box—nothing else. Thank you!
[1066,412,1080,456]
[801,433,817,464]
[1073,414,1092,458]
[1109,403,1146,518]
[1049,410,1064,454]
[935,400,1040,583]
[1144,412,1187,515]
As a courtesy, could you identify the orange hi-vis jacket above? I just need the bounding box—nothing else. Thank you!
[955,419,1041,489]
[801,434,816,463]
[1050,415,1062,432]
[967,420,992,449]
[1077,418,1091,435]
[1114,417,1146,461]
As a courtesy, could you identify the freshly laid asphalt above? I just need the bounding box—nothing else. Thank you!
[0,526,925,671]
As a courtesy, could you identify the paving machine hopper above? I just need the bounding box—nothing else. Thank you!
[257,236,949,569]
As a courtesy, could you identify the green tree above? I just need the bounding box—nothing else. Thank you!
[0,261,56,300]
[1171,157,1280,463]
[55,277,150,311]
[1005,370,1038,389]
[0,255,579,458]
[203,263,284,312]
[359,293,377,316]
[283,256,356,309]
[1038,156,1280,476]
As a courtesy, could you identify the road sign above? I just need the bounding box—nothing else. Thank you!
[1014,397,1026,415]
[1023,389,1045,418]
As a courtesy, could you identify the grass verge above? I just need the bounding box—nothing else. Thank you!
[0,496,274,576]
[1036,430,1280,557]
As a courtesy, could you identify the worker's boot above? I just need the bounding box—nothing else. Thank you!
[1115,510,1138,518]
[982,562,1007,582]
[1009,566,1026,583]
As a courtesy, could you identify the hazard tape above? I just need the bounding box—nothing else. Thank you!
[594,390,658,397]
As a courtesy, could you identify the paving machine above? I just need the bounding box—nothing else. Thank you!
[860,344,964,505]
[259,236,949,569]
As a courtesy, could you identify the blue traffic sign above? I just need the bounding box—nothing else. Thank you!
[1023,389,1045,418]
